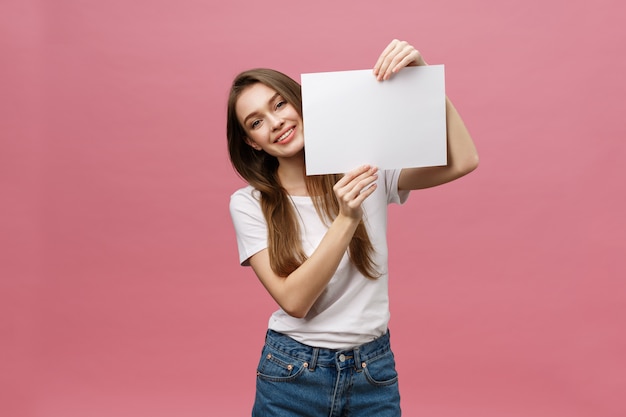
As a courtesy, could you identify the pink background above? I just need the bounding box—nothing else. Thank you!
[2,0,625,416]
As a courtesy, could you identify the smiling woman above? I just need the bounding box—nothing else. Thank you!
[236,83,304,157]
[225,39,478,416]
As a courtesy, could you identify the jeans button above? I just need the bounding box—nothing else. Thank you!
[339,354,346,362]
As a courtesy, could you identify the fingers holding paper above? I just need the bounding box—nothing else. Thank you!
[373,39,427,81]
[333,165,378,220]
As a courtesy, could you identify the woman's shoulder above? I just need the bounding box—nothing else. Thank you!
[380,169,410,205]
[230,185,261,209]
[230,185,260,199]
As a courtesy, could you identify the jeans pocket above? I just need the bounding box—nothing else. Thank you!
[363,350,399,386]
[256,345,307,382]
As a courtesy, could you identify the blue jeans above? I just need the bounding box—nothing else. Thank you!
[252,329,401,417]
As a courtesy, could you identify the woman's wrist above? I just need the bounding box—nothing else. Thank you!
[334,212,362,231]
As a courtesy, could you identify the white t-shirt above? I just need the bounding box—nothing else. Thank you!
[229,169,409,349]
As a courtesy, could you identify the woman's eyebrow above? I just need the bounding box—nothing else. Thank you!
[243,92,281,125]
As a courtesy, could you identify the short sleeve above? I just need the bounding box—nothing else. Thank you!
[229,186,268,266]
[384,169,410,205]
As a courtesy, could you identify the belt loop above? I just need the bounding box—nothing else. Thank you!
[353,347,362,372]
[309,347,319,371]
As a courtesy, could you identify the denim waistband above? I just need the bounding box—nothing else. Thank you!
[264,329,392,371]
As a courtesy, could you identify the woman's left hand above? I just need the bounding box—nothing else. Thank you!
[373,39,427,81]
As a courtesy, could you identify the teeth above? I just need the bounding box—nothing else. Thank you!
[277,128,293,142]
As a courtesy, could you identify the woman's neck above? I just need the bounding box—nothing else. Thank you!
[277,153,307,196]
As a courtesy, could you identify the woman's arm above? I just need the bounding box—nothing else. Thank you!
[374,39,479,190]
[398,97,478,189]
[248,165,378,318]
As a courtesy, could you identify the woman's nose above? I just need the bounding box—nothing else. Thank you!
[269,114,284,130]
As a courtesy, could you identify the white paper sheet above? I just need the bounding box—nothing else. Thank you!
[301,65,447,175]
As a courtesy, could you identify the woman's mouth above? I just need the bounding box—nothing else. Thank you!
[275,128,295,143]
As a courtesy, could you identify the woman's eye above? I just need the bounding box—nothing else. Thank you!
[276,101,286,109]
[251,120,261,129]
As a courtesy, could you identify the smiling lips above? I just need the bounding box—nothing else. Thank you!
[275,127,295,143]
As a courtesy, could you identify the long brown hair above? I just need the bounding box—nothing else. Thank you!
[226,68,379,279]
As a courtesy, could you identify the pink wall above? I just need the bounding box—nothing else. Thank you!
[2,0,624,416]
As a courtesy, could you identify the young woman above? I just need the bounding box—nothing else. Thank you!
[227,39,478,417]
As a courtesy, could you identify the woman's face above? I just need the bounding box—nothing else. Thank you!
[236,83,304,160]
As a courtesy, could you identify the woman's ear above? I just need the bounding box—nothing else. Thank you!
[245,137,262,151]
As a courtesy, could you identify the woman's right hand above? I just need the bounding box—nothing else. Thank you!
[333,165,379,220]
